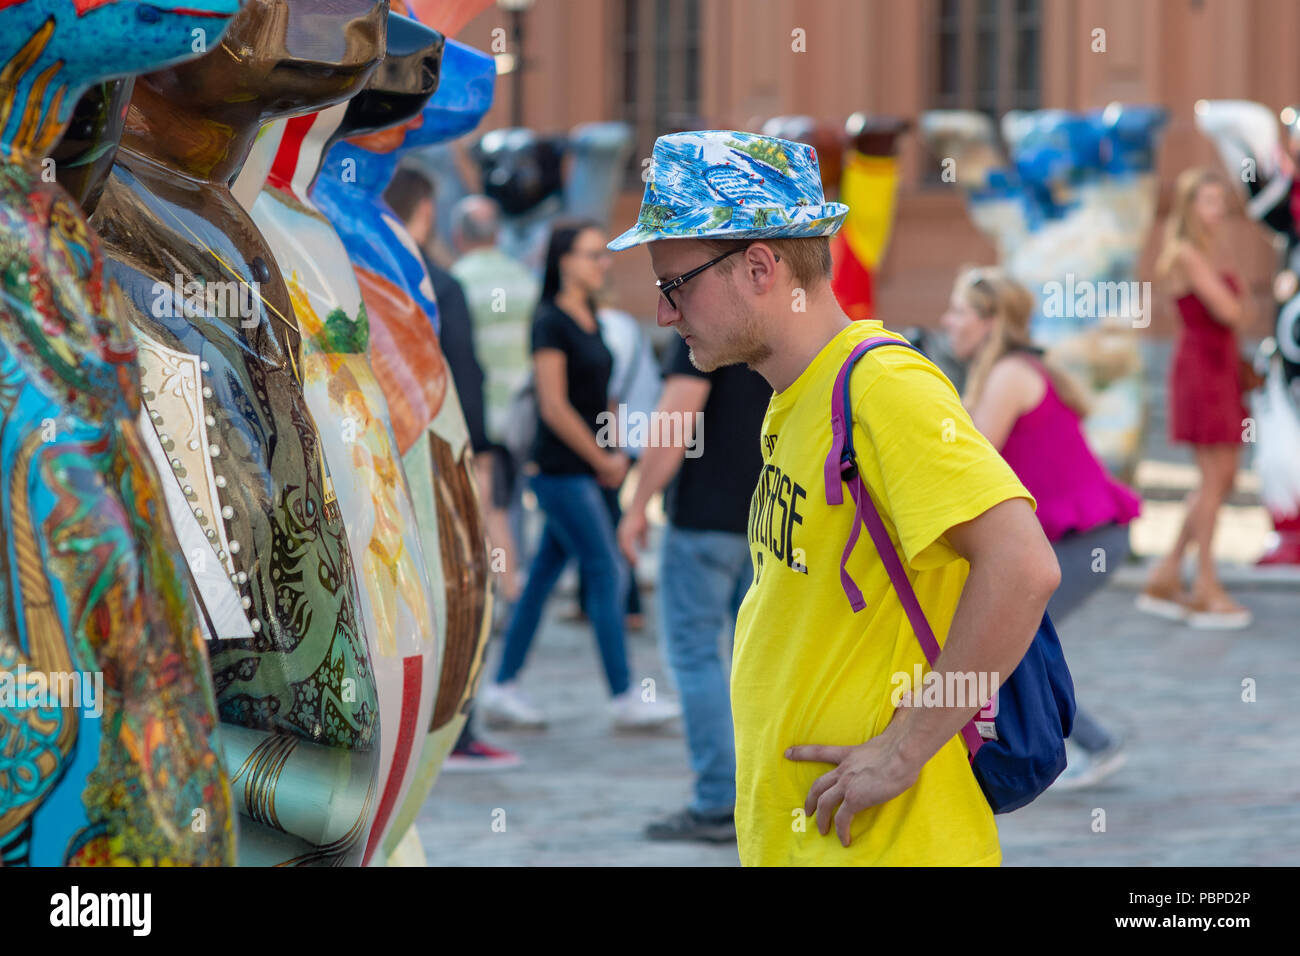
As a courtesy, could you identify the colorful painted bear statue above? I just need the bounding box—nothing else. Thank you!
[311,31,496,859]
[231,5,445,865]
[89,0,390,866]
[0,0,240,867]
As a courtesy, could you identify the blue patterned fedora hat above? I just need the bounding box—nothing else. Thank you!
[607,130,849,251]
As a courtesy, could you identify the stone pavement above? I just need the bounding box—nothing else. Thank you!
[997,583,1298,865]
[414,570,1298,866]
[415,590,741,867]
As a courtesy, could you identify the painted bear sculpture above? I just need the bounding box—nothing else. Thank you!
[0,0,241,867]
[89,0,391,866]
[920,105,1168,481]
[231,4,447,865]
[311,32,496,859]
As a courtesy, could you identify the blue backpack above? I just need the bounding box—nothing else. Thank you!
[825,335,1076,814]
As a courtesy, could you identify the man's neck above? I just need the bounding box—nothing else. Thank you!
[754,298,853,393]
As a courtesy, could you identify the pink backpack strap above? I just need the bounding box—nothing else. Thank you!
[823,337,897,608]
[823,337,985,758]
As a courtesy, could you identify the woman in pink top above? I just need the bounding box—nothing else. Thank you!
[942,267,1140,790]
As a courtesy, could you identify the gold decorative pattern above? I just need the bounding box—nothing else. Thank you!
[0,432,75,841]
[231,733,297,834]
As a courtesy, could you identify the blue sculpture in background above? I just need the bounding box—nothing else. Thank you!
[921,104,1169,480]
[314,37,493,335]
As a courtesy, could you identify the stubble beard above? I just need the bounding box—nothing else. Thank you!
[686,300,772,373]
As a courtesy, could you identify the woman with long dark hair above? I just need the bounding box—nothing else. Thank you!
[479,219,679,730]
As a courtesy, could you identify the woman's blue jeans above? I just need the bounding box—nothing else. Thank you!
[496,472,631,696]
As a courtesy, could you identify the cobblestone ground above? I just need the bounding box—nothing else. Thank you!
[415,342,1299,865]
[414,572,1298,866]
[416,588,742,867]
[997,583,1298,866]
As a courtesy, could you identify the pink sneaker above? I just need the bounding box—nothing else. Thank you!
[443,740,523,773]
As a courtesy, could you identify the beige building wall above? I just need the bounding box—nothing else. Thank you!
[456,0,1295,336]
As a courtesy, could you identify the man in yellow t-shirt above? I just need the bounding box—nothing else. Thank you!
[609,131,1061,865]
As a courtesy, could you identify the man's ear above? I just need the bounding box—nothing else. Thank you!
[739,242,781,294]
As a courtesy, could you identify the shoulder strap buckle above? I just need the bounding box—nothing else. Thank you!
[839,452,858,483]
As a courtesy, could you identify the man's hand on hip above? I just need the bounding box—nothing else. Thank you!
[785,706,920,848]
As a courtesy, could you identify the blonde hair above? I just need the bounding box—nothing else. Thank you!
[1155,166,1229,280]
[956,266,1091,419]
[700,236,832,287]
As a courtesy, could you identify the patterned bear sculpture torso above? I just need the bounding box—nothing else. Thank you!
[0,0,240,867]
[311,33,496,858]
[234,9,446,860]
[89,0,391,866]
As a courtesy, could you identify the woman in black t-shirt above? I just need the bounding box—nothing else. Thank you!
[479,221,679,730]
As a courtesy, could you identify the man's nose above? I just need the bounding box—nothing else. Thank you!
[656,294,679,328]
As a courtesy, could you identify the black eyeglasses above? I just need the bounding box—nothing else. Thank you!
[655,246,780,310]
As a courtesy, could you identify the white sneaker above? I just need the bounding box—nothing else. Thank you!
[1052,739,1128,792]
[609,690,681,731]
[479,681,547,730]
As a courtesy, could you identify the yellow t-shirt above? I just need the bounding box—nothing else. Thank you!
[731,320,1034,866]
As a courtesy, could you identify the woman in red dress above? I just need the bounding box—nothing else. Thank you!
[1139,168,1253,628]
